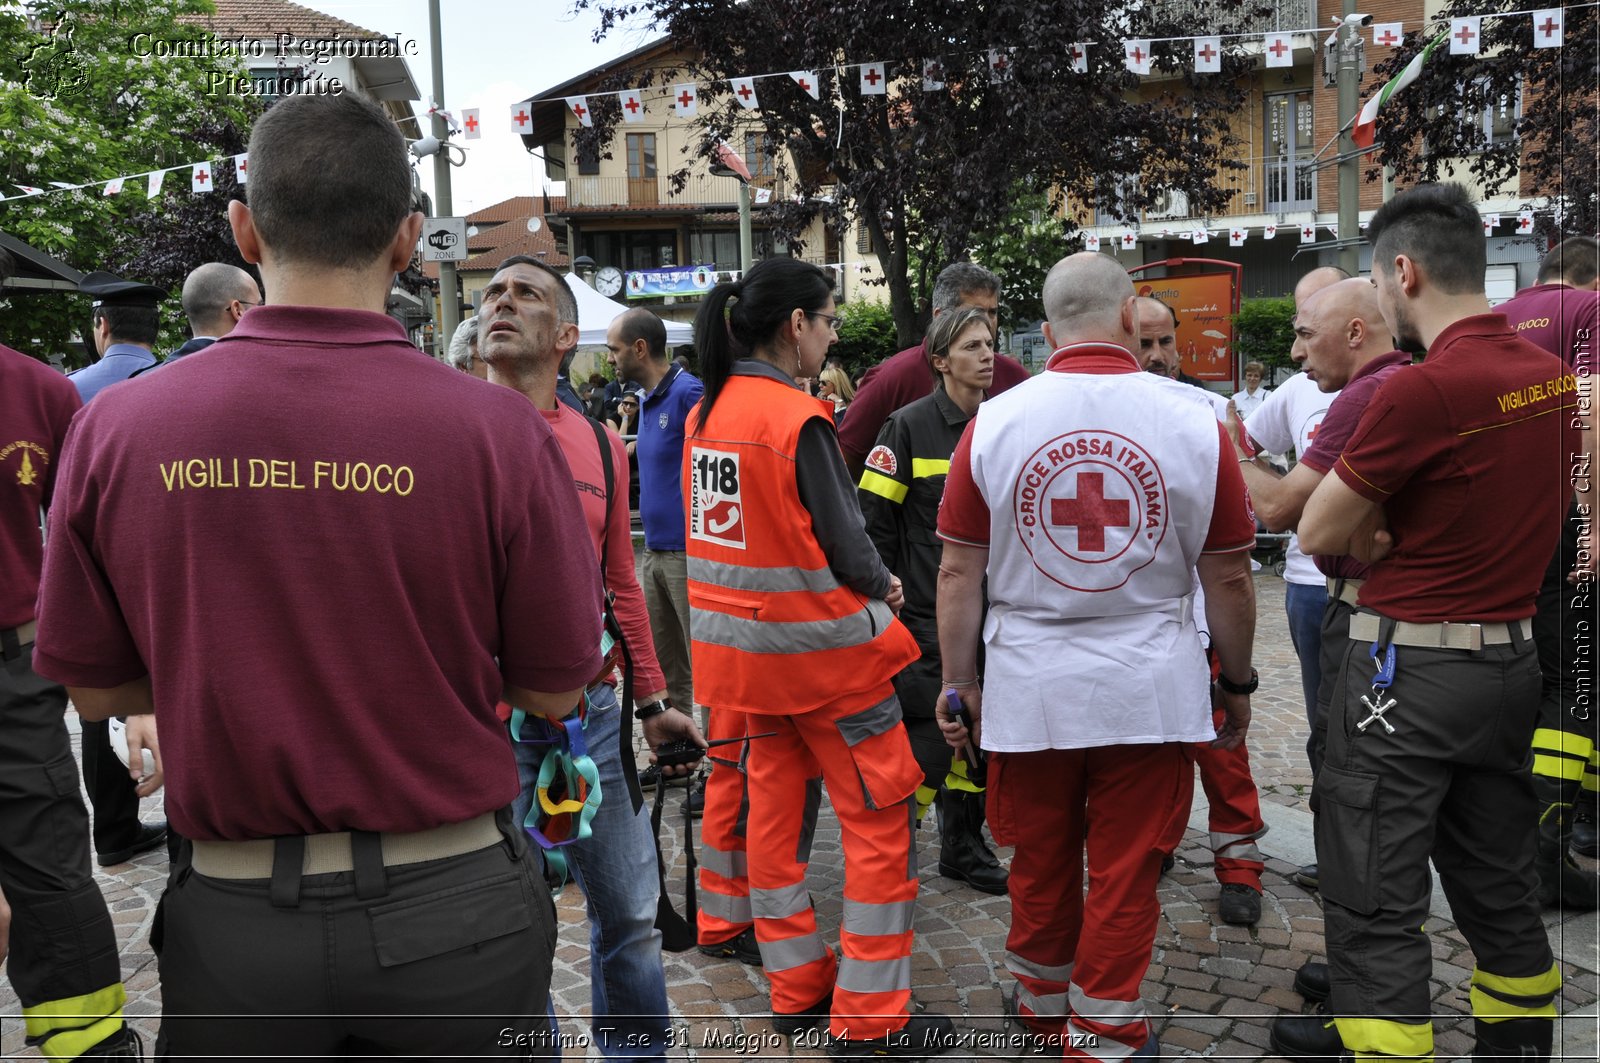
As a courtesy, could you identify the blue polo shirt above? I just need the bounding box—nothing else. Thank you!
[637,364,702,551]
[69,343,157,402]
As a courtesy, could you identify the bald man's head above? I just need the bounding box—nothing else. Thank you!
[1041,252,1137,350]
[1294,278,1393,392]
[1292,265,1352,310]
[181,262,260,338]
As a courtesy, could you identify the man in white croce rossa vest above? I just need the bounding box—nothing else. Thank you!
[935,252,1258,1061]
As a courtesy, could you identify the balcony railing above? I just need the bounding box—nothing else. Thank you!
[1086,154,1318,225]
[1149,0,1314,36]
[561,172,765,211]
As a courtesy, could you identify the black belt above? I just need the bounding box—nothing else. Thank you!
[0,620,37,661]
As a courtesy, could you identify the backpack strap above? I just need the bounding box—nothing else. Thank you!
[587,416,645,815]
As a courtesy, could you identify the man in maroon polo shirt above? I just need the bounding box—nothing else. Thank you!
[32,92,601,1057]
[1498,235,1600,900]
[1276,182,1578,1063]
[838,263,1030,473]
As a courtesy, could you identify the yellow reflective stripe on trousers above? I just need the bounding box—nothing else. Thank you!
[1470,963,1561,1021]
[943,757,985,794]
[1532,727,1593,781]
[859,468,908,503]
[22,983,126,1038]
[34,1015,123,1060]
[1333,1016,1433,1059]
[692,599,896,655]
[915,783,937,820]
[911,458,950,479]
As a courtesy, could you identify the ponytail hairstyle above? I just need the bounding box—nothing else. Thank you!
[693,257,833,430]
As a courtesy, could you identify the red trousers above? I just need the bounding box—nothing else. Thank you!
[1190,707,1267,887]
[698,686,923,1039]
[992,743,1192,1060]
[697,705,754,947]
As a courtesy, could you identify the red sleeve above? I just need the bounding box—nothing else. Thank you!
[837,361,901,464]
[936,418,990,546]
[1203,421,1256,552]
[1332,374,1449,503]
[601,427,667,697]
[1297,392,1359,475]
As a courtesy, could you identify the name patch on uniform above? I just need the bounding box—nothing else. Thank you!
[1012,431,1169,592]
[865,445,898,477]
[689,446,746,549]
[157,457,415,495]
[0,440,51,487]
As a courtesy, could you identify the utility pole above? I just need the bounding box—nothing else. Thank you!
[737,182,753,271]
[1336,3,1362,275]
[428,0,458,357]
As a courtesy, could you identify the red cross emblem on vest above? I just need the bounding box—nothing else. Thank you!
[1051,472,1130,553]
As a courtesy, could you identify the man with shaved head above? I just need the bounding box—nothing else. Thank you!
[936,252,1256,1060]
[134,262,260,376]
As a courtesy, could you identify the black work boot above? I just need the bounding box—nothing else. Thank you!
[1472,1017,1552,1061]
[1533,776,1600,911]
[935,790,1008,895]
[1573,796,1598,858]
[80,1025,143,1058]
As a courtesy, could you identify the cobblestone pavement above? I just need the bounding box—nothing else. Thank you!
[5,573,1597,1060]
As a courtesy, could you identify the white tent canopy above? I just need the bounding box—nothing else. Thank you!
[565,273,695,347]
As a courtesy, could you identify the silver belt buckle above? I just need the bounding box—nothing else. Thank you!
[1442,622,1483,651]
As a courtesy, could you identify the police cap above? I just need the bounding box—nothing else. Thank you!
[79,271,165,309]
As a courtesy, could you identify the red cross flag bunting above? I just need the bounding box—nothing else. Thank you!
[1518,211,1535,234]
[1300,223,1316,243]
[1229,227,1246,247]
[1534,8,1563,47]
[1194,36,1221,74]
[234,153,248,183]
[191,162,212,193]
[1191,228,1209,245]
[1372,22,1402,48]
[1120,230,1138,251]
[511,104,533,133]
[147,170,165,199]
[462,108,481,139]
[102,177,124,197]
[567,96,593,128]
[1449,16,1482,54]
[922,59,945,91]
[789,71,820,99]
[1265,32,1294,68]
[673,84,698,117]
[1264,223,1277,239]
[859,62,887,95]
[988,48,1012,82]
[618,90,644,124]
[1070,43,1089,74]
[730,77,758,109]
[1084,232,1101,252]
[1124,39,1152,75]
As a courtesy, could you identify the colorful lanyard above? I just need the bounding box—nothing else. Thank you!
[509,698,603,889]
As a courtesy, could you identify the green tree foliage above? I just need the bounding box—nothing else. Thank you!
[966,189,1083,329]
[0,1,262,362]
[1230,296,1296,376]
[576,0,1269,347]
[1362,5,1597,237]
[831,299,897,377]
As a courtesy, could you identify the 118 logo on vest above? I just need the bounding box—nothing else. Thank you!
[689,445,746,548]
[1012,431,1169,591]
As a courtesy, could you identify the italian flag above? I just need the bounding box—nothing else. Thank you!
[1353,32,1446,148]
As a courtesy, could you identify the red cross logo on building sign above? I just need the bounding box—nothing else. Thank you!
[1268,38,1289,59]
[1538,17,1559,39]
[1198,43,1217,63]
[514,110,529,128]
[464,113,479,133]
[1377,29,1399,46]
[677,89,694,108]
[1454,23,1475,46]
[194,169,209,186]
[1128,45,1146,64]
[1051,472,1131,553]
[571,102,587,120]
[864,66,882,86]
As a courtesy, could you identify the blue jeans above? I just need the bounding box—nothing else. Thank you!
[512,684,669,1061]
[1283,580,1328,773]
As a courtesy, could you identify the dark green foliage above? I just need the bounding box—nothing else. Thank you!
[1231,296,1296,375]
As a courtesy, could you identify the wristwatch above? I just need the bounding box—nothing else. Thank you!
[634,699,670,721]
[1216,669,1259,696]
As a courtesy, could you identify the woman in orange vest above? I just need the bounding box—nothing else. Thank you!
[684,257,954,1059]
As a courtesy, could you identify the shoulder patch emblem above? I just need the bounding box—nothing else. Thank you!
[866,445,898,476]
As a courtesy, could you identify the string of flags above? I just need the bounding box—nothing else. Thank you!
[519,6,1577,129]
[0,154,248,204]
[1085,208,1543,251]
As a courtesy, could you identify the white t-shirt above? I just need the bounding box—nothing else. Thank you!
[1231,386,1268,419]
[1242,372,1336,586]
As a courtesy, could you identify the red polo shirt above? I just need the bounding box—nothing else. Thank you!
[34,306,602,840]
[938,343,1254,552]
[1496,283,1598,370]
[0,344,81,628]
[1334,314,1580,621]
